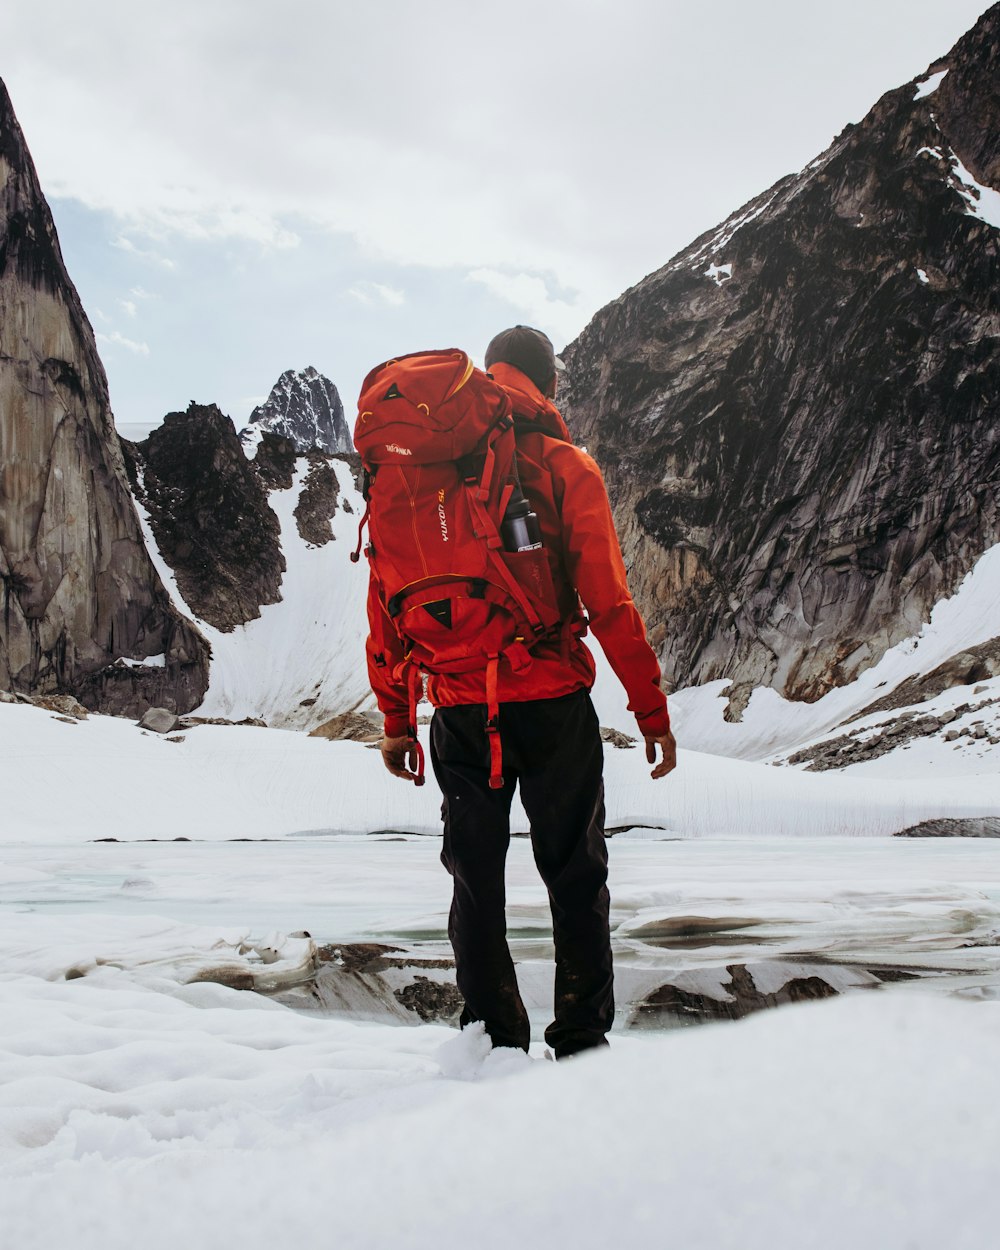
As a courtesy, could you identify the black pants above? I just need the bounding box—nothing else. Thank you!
[430,689,613,1057]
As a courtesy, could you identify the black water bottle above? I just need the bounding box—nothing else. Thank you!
[501,484,543,552]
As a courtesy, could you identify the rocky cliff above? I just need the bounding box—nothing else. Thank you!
[124,405,288,633]
[240,367,351,456]
[561,5,1000,717]
[0,79,209,715]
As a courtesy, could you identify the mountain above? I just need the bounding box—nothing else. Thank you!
[124,404,289,633]
[240,367,351,457]
[127,427,372,731]
[0,78,209,716]
[561,4,1000,720]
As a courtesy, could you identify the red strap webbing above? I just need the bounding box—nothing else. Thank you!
[485,655,503,790]
[403,660,426,787]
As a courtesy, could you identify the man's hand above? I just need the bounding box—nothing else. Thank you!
[381,734,424,784]
[645,729,677,780]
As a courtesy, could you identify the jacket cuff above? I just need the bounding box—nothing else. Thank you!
[383,712,411,738]
[634,705,671,738]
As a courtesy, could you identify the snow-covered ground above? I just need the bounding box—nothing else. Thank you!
[4,835,1000,1248]
[5,695,1000,841]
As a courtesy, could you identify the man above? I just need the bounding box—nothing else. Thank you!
[371,325,676,1058]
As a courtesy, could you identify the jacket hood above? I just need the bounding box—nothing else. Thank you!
[487,362,571,442]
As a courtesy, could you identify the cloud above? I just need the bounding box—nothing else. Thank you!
[4,0,990,342]
[129,286,159,300]
[96,331,151,357]
[119,299,138,317]
[113,237,176,270]
[347,281,406,308]
[466,269,586,346]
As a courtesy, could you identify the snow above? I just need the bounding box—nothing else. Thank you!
[4,832,1000,1234]
[115,653,166,669]
[916,267,930,284]
[913,69,949,100]
[704,261,733,285]
[947,151,1000,230]
[4,695,1000,840]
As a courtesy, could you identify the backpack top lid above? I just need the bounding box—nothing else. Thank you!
[354,348,511,466]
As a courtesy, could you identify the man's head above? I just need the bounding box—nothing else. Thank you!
[484,325,565,397]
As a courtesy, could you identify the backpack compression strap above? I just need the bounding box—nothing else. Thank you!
[485,655,503,790]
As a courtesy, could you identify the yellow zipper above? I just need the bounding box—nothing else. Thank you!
[445,354,474,399]
[398,465,429,578]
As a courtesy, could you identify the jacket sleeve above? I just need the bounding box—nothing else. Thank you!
[366,574,410,738]
[552,445,671,737]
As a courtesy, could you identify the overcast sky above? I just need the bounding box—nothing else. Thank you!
[1,0,992,431]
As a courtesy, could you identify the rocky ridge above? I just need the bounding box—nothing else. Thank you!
[240,367,351,457]
[124,405,287,633]
[0,78,209,715]
[561,5,1000,719]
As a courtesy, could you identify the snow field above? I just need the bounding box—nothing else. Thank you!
[5,695,1000,842]
[1,982,999,1249]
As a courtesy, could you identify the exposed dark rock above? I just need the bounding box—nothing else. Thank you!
[629,962,841,1028]
[138,707,180,734]
[393,975,465,1023]
[128,404,286,632]
[240,366,351,456]
[17,692,90,719]
[294,453,340,546]
[0,78,210,716]
[786,693,999,769]
[309,711,381,742]
[600,726,638,749]
[252,430,297,491]
[560,7,1000,718]
[895,817,1000,838]
[852,636,1000,719]
[275,943,461,1024]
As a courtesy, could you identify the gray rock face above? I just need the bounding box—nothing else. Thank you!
[896,818,1000,838]
[138,707,180,734]
[0,78,210,716]
[293,453,340,547]
[560,7,1000,717]
[240,367,351,456]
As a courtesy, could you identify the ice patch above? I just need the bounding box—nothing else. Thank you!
[913,69,948,100]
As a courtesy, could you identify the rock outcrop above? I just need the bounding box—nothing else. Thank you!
[240,366,351,456]
[0,78,209,715]
[125,405,287,632]
[561,5,1000,717]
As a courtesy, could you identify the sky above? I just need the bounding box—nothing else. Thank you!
[1,0,993,432]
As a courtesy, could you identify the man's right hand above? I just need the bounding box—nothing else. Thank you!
[380,734,423,784]
[645,729,677,780]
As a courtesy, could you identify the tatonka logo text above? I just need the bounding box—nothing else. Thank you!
[385,443,412,456]
[437,488,449,542]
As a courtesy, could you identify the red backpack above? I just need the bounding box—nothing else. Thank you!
[352,348,565,787]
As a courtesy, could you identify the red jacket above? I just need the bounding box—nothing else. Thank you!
[366,362,670,739]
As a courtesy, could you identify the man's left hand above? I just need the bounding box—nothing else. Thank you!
[645,729,677,780]
[381,734,424,784]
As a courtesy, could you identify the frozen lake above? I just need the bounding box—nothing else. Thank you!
[5,835,1000,1026]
